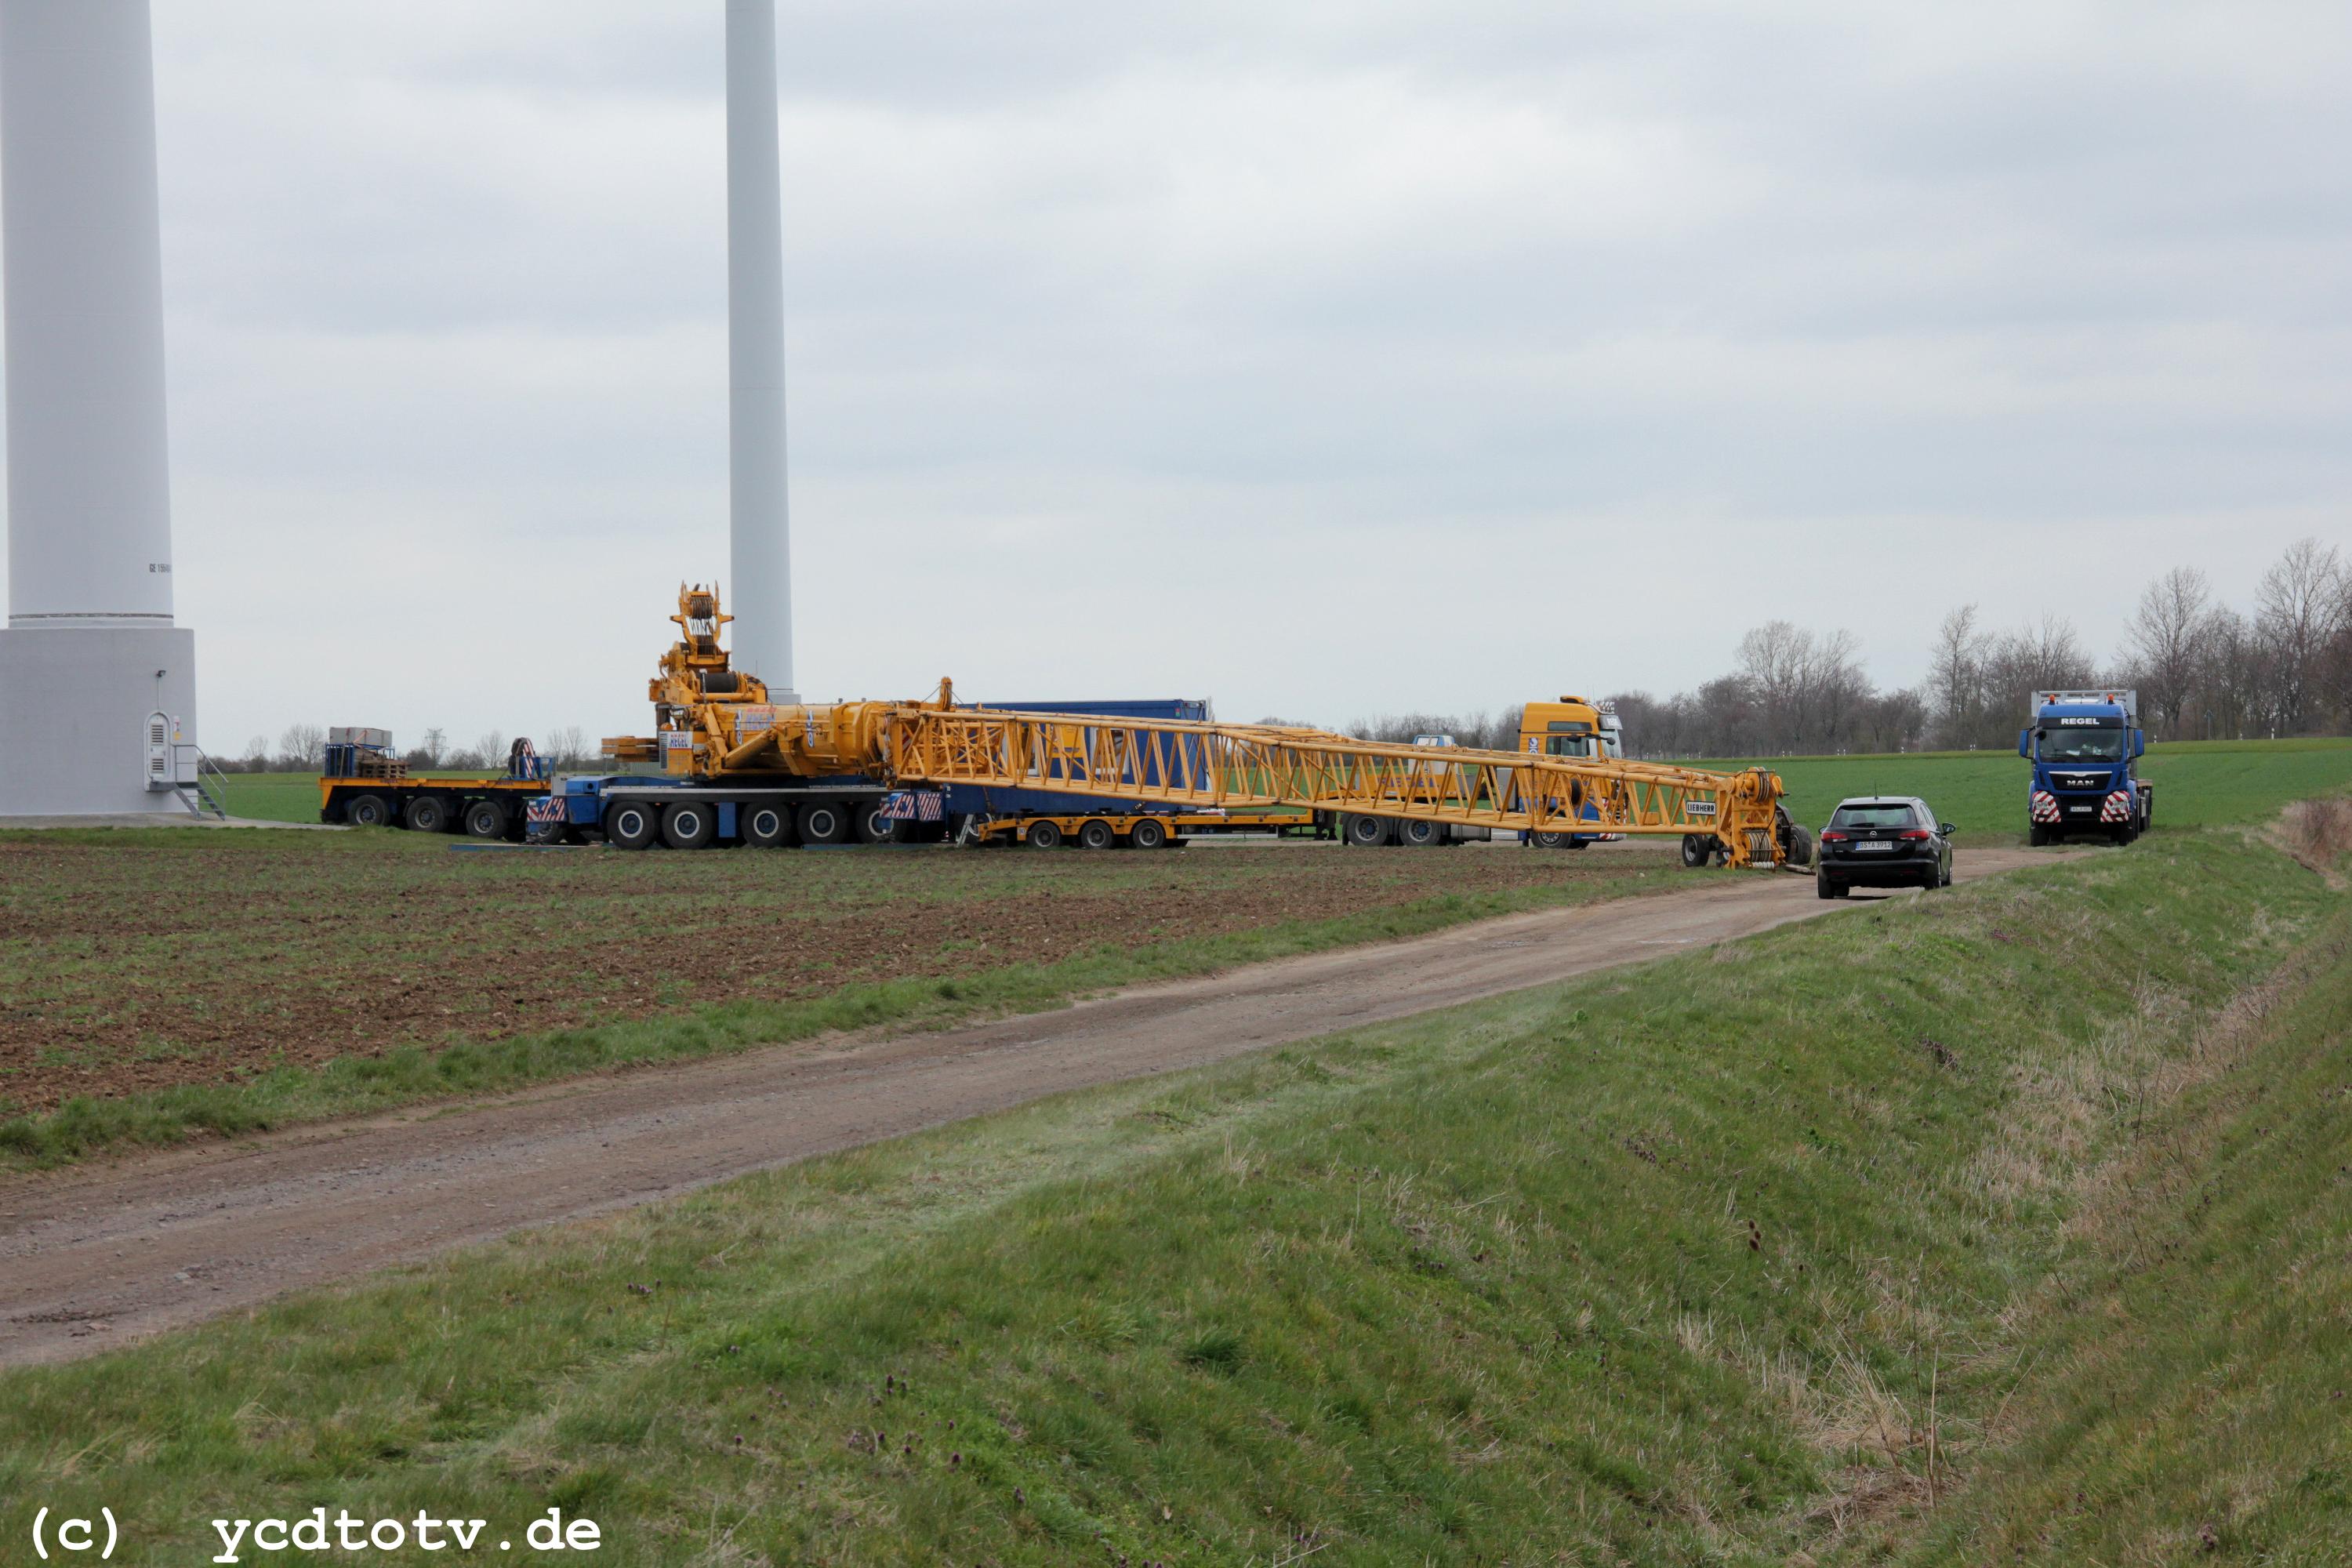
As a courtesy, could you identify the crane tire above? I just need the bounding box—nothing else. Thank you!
[662,801,717,849]
[1344,813,1394,848]
[744,804,795,848]
[1078,819,1116,850]
[605,801,659,850]
[463,800,507,839]
[1396,818,1444,848]
[857,806,910,844]
[1679,833,1714,868]
[347,793,392,828]
[798,801,852,845]
[1127,817,1168,850]
[405,795,452,834]
[1027,820,1064,850]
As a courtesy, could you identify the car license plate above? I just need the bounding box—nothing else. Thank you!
[1855,841,1893,853]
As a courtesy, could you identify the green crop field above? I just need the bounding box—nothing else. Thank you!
[226,738,2352,840]
[1690,735,2352,843]
[3,823,2346,1563]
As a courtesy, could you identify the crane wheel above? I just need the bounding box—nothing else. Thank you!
[463,800,508,840]
[1027,820,1064,850]
[1344,814,1394,848]
[405,795,451,834]
[1679,833,1714,868]
[1127,818,1168,851]
[1078,819,1116,850]
[1396,818,1443,848]
[798,801,852,845]
[346,793,392,829]
[745,804,795,848]
[856,806,910,844]
[605,802,659,850]
[1530,829,1572,849]
[662,801,717,849]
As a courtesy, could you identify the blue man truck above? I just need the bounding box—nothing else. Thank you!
[2019,688,2153,846]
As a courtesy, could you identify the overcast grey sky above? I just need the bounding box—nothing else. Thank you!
[9,1,2350,750]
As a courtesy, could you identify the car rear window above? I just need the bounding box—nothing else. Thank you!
[1831,803,1917,829]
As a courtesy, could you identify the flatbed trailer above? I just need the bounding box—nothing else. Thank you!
[318,731,552,838]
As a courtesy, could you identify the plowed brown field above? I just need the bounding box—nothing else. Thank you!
[0,829,1675,1112]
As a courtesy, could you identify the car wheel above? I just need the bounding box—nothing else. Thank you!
[1027,819,1064,850]
[1127,817,1168,850]
[605,801,659,850]
[798,801,852,845]
[1816,872,1836,901]
[1078,819,1116,851]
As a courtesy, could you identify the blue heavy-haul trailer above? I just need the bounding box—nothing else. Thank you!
[2019,688,2154,845]
[528,698,1265,850]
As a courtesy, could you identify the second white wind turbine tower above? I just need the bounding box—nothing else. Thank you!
[724,0,795,699]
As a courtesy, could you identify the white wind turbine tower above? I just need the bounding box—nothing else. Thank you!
[0,0,207,817]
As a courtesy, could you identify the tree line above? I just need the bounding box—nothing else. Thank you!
[1347,537,2351,759]
[214,724,601,774]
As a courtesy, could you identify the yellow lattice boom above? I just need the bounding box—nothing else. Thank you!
[880,704,1792,867]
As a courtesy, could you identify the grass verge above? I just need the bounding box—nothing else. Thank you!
[0,868,1664,1169]
[2,828,2342,1565]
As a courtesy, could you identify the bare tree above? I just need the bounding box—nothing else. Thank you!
[545,724,589,769]
[2123,568,2210,738]
[1929,604,1987,749]
[2254,537,2345,734]
[277,723,325,770]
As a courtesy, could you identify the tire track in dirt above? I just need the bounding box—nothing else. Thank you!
[0,849,2061,1365]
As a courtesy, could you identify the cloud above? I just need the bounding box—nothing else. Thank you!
[2,0,2346,746]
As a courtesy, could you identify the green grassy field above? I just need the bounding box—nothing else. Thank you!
[227,738,2352,840]
[1693,736,2352,843]
[5,826,2344,1563]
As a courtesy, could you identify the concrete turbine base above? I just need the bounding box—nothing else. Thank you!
[0,624,198,816]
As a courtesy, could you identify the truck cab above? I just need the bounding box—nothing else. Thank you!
[1516,695,1624,847]
[2018,689,2152,845]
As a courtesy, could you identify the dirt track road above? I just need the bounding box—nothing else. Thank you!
[0,849,2056,1366]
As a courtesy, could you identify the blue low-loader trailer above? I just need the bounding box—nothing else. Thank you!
[2019,688,2153,846]
[528,698,1247,850]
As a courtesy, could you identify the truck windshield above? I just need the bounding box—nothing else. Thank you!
[2037,727,2126,764]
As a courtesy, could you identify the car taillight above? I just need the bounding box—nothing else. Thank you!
[1820,830,1849,841]
[1897,829,1931,840]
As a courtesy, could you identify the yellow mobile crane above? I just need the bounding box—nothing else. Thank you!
[550,586,1806,867]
